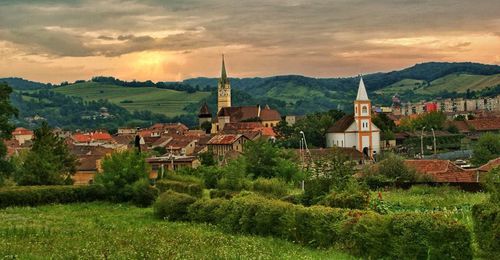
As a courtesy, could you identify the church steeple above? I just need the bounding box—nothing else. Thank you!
[221,54,228,84]
[217,54,231,113]
[356,76,369,101]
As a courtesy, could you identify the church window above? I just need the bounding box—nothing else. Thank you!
[362,106,368,114]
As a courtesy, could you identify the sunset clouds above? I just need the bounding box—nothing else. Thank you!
[0,0,499,83]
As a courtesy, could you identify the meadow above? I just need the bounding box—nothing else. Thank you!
[0,202,353,259]
[53,82,210,117]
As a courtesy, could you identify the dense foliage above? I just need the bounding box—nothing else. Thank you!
[472,133,500,166]
[275,109,345,148]
[181,194,472,259]
[14,122,78,185]
[154,190,197,221]
[362,153,421,188]
[156,179,203,198]
[0,185,106,208]
[94,150,152,203]
[0,83,18,185]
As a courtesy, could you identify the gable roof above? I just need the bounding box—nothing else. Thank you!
[327,115,355,133]
[12,127,33,136]
[260,107,281,121]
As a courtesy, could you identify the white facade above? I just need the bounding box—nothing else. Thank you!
[326,77,381,157]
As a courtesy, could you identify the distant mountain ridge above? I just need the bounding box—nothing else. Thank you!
[2,62,500,121]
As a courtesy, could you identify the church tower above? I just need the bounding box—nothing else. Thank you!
[217,55,231,113]
[354,76,374,157]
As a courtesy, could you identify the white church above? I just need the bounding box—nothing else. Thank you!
[326,77,380,158]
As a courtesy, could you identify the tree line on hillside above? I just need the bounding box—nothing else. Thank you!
[90,76,207,93]
[10,90,197,130]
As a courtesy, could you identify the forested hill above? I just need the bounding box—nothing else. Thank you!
[2,62,500,128]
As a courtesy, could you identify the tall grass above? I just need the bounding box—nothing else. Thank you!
[0,202,353,259]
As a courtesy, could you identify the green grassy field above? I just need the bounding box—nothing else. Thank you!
[373,186,488,229]
[53,82,210,117]
[0,202,353,259]
[376,73,500,96]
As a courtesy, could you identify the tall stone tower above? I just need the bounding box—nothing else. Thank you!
[354,76,374,157]
[217,55,231,113]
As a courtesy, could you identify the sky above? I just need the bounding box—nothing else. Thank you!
[0,0,499,83]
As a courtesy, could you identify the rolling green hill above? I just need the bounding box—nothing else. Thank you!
[375,73,500,96]
[53,82,210,117]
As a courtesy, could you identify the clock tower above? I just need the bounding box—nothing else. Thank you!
[217,55,231,113]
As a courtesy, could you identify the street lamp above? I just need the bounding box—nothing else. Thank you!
[299,130,310,191]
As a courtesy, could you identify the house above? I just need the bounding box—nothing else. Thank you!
[149,123,189,135]
[117,127,137,135]
[207,134,249,157]
[163,138,197,156]
[221,122,277,140]
[72,131,113,145]
[326,77,380,158]
[11,127,33,145]
[73,155,102,185]
[147,155,201,174]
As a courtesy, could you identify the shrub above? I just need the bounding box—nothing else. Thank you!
[209,189,236,199]
[216,177,252,191]
[165,171,204,185]
[0,185,106,208]
[318,190,369,209]
[188,198,229,223]
[153,190,197,221]
[156,180,203,198]
[132,179,159,207]
[94,150,150,202]
[472,203,500,257]
[182,194,472,259]
[251,178,289,198]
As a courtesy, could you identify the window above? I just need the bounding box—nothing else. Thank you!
[362,106,368,114]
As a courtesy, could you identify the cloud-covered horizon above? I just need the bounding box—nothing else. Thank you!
[0,0,499,83]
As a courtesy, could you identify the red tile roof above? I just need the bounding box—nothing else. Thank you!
[12,127,33,136]
[260,107,281,121]
[405,159,479,183]
[477,157,500,172]
[327,115,355,133]
[208,134,246,145]
[72,131,112,143]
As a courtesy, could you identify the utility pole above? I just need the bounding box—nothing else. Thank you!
[420,127,426,159]
[299,131,310,191]
[431,128,437,158]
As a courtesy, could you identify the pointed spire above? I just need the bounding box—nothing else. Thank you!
[221,54,227,82]
[356,75,369,101]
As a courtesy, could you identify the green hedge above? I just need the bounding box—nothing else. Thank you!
[0,185,107,208]
[184,194,472,259]
[209,189,236,199]
[251,178,289,198]
[472,203,500,257]
[156,180,203,198]
[153,190,197,221]
[318,190,370,209]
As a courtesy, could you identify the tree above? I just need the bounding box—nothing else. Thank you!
[15,122,77,185]
[243,138,302,182]
[94,149,151,202]
[472,133,500,166]
[0,83,18,185]
[362,153,418,187]
[484,167,500,203]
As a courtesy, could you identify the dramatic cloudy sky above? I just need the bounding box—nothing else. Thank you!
[0,0,499,83]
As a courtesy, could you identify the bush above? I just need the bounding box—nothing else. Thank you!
[0,185,106,208]
[188,198,229,223]
[472,203,500,257]
[318,190,369,209]
[183,194,473,259]
[209,189,236,199]
[156,180,203,198]
[94,150,150,202]
[165,171,204,185]
[132,179,159,207]
[251,178,289,198]
[153,190,197,221]
[216,177,252,191]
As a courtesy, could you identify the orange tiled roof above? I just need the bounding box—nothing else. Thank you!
[208,134,246,145]
[478,157,500,172]
[405,159,479,183]
[12,127,33,136]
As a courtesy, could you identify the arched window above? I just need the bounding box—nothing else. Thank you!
[362,106,368,114]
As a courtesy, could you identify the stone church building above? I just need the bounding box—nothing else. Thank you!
[326,77,380,158]
[198,56,281,134]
